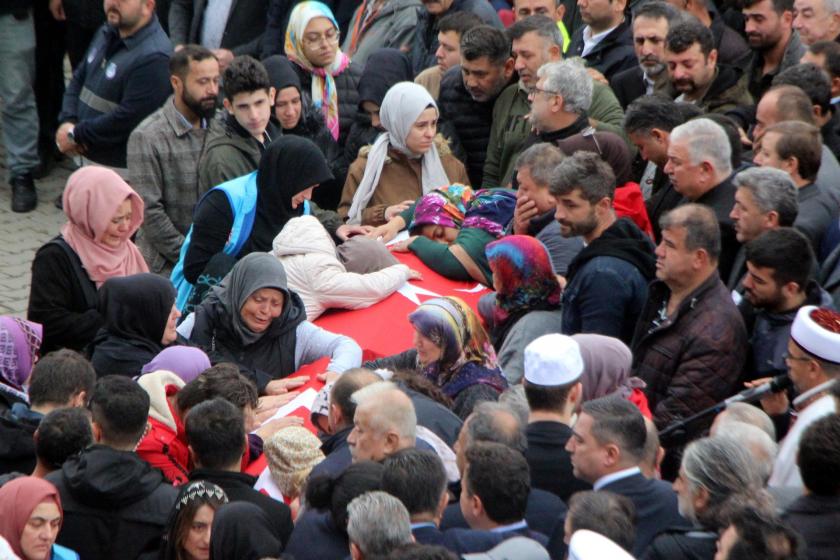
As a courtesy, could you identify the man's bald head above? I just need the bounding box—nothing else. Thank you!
[455,402,526,474]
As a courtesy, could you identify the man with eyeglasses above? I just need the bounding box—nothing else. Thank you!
[749,305,840,491]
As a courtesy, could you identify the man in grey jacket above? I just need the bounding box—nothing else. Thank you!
[342,0,422,66]
[127,45,220,275]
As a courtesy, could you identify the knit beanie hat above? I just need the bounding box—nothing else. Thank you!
[265,426,326,499]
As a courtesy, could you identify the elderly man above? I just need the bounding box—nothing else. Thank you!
[727,167,799,291]
[664,118,740,279]
[793,0,840,44]
[347,491,413,559]
[631,204,748,476]
[610,1,681,109]
[347,381,417,463]
[482,15,625,188]
[648,437,764,557]
[566,396,687,556]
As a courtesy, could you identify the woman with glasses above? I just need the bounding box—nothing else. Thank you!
[285,1,362,152]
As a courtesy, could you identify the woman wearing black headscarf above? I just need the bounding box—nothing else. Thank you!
[172,136,364,313]
[187,253,362,396]
[209,502,284,560]
[263,55,347,209]
[89,273,181,378]
[343,49,413,165]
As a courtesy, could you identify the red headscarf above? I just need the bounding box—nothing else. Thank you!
[0,477,63,558]
[60,166,148,287]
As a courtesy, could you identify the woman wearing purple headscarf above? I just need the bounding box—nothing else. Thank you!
[141,346,212,384]
[0,316,43,411]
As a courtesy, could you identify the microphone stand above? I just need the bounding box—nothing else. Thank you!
[658,401,728,447]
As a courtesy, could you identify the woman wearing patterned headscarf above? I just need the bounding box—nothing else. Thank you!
[161,481,228,560]
[379,184,516,286]
[0,316,42,410]
[285,1,362,147]
[485,235,563,384]
[338,81,469,226]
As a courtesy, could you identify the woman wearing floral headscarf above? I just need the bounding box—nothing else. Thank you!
[285,1,362,148]
[485,235,563,384]
[338,81,469,225]
[366,296,507,419]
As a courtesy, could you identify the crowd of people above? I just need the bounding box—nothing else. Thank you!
[3,0,840,557]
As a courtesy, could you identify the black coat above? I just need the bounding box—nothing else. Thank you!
[189,469,294,549]
[525,421,592,503]
[643,527,718,560]
[681,176,740,281]
[0,404,38,476]
[568,18,637,76]
[600,472,689,558]
[291,61,363,150]
[440,488,567,539]
[783,494,840,560]
[27,236,101,355]
[610,66,648,110]
[438,66,508,186]
[168,0,268,57]
[284,509,350,560]
[46,445,178,560]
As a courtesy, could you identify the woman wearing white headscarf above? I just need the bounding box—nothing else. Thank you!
[337,82,469,226]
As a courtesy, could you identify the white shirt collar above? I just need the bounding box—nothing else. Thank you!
[581,24,619,57]
[593,466,641,490]
[490,520,529,533]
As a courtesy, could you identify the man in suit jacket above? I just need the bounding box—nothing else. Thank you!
[566,396,688,557]
[610,1,679,109]
[168,0,268,68]
[567,0,636,76]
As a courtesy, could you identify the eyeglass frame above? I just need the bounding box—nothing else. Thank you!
[301,28,340,47]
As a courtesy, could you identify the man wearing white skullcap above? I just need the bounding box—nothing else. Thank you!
[567,530,634,560]
[522,334,592,503]
[767,306,840,490]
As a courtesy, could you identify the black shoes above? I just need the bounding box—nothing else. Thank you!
[10,173,37,213]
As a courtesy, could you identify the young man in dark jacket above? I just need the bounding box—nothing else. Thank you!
[47,376,177,559]
[551,151,656,344]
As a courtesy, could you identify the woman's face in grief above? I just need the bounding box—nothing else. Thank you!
[301,17,339,68]
[404,107,438,155]
[275,86,302,130]
[181,504,215,560]
[413,329,443,365]
[101,198,133,248]
[291,185,317,209]
[417,224,459,244]
[20,501,61,560]
[240,288,285,333]
[161,304,181,346]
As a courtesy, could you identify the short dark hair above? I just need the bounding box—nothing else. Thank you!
[464,442,530,524]
[307,461,384,532]
[438,11,483,37]
[665,18,715,57]
[523,378,575,412]
[382,449,447,516]
[727,506,803,559]
[567,491,636,553]
[745,228,814,289]
[460,25,511,65]
[624,94,686,134]
[89,376,150,448]
[222,55,271,100]
[549,151,616,204]
[506,15,562,47]
[330,368,380,426]
[632,0,682,23]
[660,203,722,262]
[742,0,794,13]
[465,402,527,454]
[581,396,647,461]
[798,413,840,495]
[28,349,95,408]
[169,44,216,79]
[185,398,245,470]
[766,85,816,126]
[773,63,832,115]
[176,364,258,413]
[35,407,93,470]
[809,40,840,79]
[765,121,823,182]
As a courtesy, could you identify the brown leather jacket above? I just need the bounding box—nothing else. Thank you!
[631,272,748,436]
